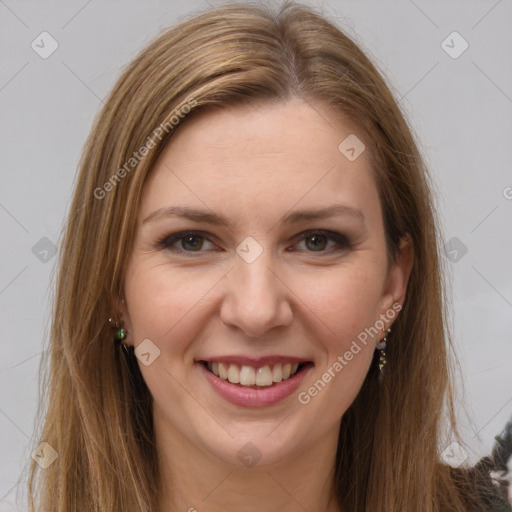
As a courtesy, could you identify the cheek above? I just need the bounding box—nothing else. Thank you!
[124,262,204,344]
[299,271,379,417]
[124,261,235,372]
[300,263,382,391]
[302,262,384,338]
[123,265,211,398]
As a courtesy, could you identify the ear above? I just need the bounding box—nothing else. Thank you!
[379,233,414,319]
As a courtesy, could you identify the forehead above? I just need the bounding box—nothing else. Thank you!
[140,98,381,229]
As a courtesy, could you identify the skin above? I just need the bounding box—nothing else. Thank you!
[118,97,414,512]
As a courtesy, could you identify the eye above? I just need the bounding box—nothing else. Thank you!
[157,231,215,253]
[292,230,351,253]
[156,229,350,255]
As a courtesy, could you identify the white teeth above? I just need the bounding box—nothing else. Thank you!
[272,363,283,382]
[227,364,240,383]
[239,365,256,386]
[204,361,304,387]
[255,365,273,386]
[218,362,228,380]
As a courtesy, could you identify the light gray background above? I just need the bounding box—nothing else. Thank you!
[1,0,511,509]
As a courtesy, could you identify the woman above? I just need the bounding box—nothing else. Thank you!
[26,1,511,511]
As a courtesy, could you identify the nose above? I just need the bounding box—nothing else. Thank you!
[219,248,293,338]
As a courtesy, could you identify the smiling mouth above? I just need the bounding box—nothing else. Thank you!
[199,361,313,388]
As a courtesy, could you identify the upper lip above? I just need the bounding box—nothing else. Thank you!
[196,355,312,366]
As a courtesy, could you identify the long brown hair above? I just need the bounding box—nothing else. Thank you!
[25,2,499,510]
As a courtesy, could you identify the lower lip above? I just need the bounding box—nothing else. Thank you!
[198,362,312,408]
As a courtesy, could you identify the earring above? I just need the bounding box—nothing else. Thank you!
[376,327,391,382]
[108,317,129,353]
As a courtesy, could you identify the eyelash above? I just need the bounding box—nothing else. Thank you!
[156,229,351,256]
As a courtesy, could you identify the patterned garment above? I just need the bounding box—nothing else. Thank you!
[470,417,512,511]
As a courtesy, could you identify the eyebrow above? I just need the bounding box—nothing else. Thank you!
[142,204,365,228]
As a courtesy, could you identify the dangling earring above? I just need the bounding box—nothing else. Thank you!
[109,317,128,353]
[376,327,391,382]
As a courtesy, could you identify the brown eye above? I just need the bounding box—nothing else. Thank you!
[180,235,204,251]
[294,230,350,254]
[304,233,328,251]
[157,231,214,253]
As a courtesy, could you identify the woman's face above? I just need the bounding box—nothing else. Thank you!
[121,98,412,467]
